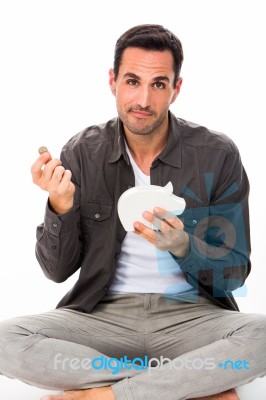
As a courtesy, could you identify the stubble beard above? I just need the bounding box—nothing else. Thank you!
[118,107,168,136]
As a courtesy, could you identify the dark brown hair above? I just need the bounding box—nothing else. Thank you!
[113,24,184,86]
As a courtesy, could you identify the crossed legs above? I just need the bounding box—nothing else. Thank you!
[0,294,265,399]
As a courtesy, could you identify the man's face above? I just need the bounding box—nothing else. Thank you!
[109,47,182,136]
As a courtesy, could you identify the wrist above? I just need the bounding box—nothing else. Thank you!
[171,232,190,258]
[48,195,74,215]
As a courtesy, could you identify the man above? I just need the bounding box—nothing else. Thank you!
[0,24,265,400]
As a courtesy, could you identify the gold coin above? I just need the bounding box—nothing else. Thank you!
[38,146,48,154]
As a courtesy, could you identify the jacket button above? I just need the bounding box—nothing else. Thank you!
[95,213,101,219]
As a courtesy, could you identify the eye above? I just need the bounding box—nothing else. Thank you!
[127,79,139,86]
[153,81,166,89]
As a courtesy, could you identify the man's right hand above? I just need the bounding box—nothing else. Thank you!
[31,151,76,215]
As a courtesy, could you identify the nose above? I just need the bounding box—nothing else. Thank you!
[136,85,151,109]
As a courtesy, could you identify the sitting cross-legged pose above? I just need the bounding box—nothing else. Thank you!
[1,24,265,400]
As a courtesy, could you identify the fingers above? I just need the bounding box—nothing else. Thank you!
[133,207,187,256]
[31,149,75,214]
[31,152,74,195]
[154,207,184,229]
[134,221,157,244]
[31,150,68,190]
[52,169,74,196]
[31,152,58,185]
[141,207,184,232]
[39,161,64,187]
[134,221,173,252]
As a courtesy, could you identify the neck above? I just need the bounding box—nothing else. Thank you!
[124,120,169,174]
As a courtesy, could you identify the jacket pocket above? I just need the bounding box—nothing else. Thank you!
[81,202,112,221]
[80,202,113,248]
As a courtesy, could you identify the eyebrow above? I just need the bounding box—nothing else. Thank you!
[123,72,170,83]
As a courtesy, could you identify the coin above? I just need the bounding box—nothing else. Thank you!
[38,146,48,154]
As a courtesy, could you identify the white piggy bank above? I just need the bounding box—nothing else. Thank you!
[118,181,186,231]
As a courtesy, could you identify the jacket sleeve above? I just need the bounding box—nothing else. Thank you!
[173,142,251,296]
[35,145,83,283]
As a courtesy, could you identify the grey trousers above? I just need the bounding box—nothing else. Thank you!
[0,293,266,400]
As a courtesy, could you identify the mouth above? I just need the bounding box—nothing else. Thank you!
[130,110,153,119]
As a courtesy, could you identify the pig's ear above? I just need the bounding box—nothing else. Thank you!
[164,182,173,194]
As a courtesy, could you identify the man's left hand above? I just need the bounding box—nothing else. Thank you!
[133,207,190,258]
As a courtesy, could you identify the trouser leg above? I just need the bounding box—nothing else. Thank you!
[111,295,266,400]
[1,294,266,399]
[0,294,148,390]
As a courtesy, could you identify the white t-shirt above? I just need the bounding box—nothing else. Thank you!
[108,143,196,298]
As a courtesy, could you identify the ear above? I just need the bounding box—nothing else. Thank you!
[170,77,183,104]
[109,68,116,96]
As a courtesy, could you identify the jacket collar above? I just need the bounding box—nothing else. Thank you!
[109,111,182,168]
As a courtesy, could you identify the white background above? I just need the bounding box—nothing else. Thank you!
[0,0,265,398]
